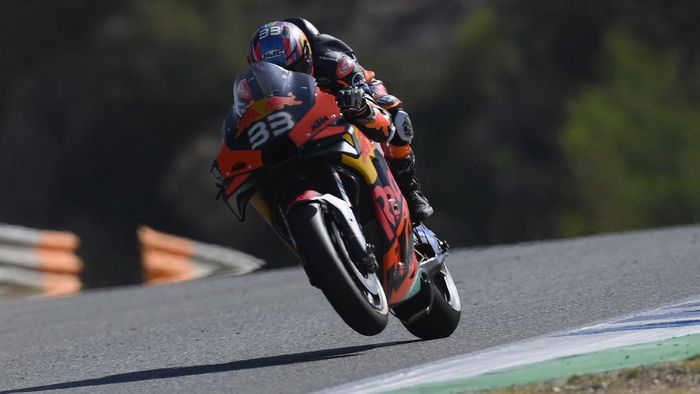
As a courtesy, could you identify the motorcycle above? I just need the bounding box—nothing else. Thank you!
[212,62,461,338]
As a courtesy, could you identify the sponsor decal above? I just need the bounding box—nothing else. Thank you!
[336,55,354,78]
[263,93,303,113]
[311,115,330,131]
[373,174,405,240]
[237,79,252,101]
[376,95,397,107]
[236,93,303,136]
[263,48,285,60]
[231,161,247,172]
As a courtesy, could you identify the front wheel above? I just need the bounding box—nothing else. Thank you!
[288,202,388,336]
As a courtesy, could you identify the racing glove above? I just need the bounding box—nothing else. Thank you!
[337,87,371,120]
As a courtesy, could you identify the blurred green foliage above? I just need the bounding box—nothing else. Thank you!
[1,0,699,285]
[561,28,700,235]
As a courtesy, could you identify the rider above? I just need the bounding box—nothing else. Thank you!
[239,18,433,222]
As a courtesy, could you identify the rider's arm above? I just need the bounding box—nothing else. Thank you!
[338,87,395,142]
[298,26,397,142]
[323,54,395,142]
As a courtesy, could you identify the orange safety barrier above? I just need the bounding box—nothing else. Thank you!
[42,272,82,297]
[0,225,83,298]
[2,224,262,300]
[138,226,264,285]
[37,230,80,250]
[35,230,82,294]
[138,226,198,284]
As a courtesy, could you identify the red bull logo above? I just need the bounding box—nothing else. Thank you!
[236,93,303,136]
[264,93,303,112]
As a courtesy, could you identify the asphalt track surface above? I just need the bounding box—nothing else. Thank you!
[1,225,699,393]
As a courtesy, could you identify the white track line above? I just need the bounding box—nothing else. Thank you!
[318,296,700,394]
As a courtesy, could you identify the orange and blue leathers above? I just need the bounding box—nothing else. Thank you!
[286,18,416,162]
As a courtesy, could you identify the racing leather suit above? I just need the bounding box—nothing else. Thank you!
[286,17,433,221]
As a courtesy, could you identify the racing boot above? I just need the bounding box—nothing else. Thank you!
[388,151,434,223]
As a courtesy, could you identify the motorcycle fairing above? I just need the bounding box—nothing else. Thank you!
[215,63,343,220]
[288,92,343,147]
[214,62,419,305]
[334,128,419,305]
[340,130,378,185]
[212,147,264,221]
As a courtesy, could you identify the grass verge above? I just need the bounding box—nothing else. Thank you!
[485,356,700,393]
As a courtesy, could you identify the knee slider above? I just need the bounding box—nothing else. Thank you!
[391,109,414,145]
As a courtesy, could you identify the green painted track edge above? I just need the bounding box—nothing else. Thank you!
[392,333,700,393]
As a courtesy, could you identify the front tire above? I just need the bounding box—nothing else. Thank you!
[289,202,388,336]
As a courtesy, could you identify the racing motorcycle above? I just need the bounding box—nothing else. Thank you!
[212,62,461,338]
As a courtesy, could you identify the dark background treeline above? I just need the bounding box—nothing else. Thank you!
[1,0,699,287]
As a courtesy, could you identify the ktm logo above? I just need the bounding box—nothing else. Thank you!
[311,115,330,131]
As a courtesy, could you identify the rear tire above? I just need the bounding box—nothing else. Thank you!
[289,202,388,336]
[399,265,461,340]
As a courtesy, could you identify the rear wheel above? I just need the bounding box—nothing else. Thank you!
[288,202,388,336]
[396,265,461,340]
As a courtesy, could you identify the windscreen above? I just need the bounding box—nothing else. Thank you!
[233,62,316,118]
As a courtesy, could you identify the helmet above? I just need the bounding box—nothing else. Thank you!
[247,21,313,74]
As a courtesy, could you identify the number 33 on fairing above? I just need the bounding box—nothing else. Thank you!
[247,112,295,149]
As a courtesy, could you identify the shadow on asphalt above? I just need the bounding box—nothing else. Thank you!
[1,340,419,393]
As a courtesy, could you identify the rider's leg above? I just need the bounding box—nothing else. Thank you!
[382,142,434,223]
[366,80,433,222]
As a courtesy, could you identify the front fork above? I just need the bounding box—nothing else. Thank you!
[286,166,379,276]
[294,193,379,275]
